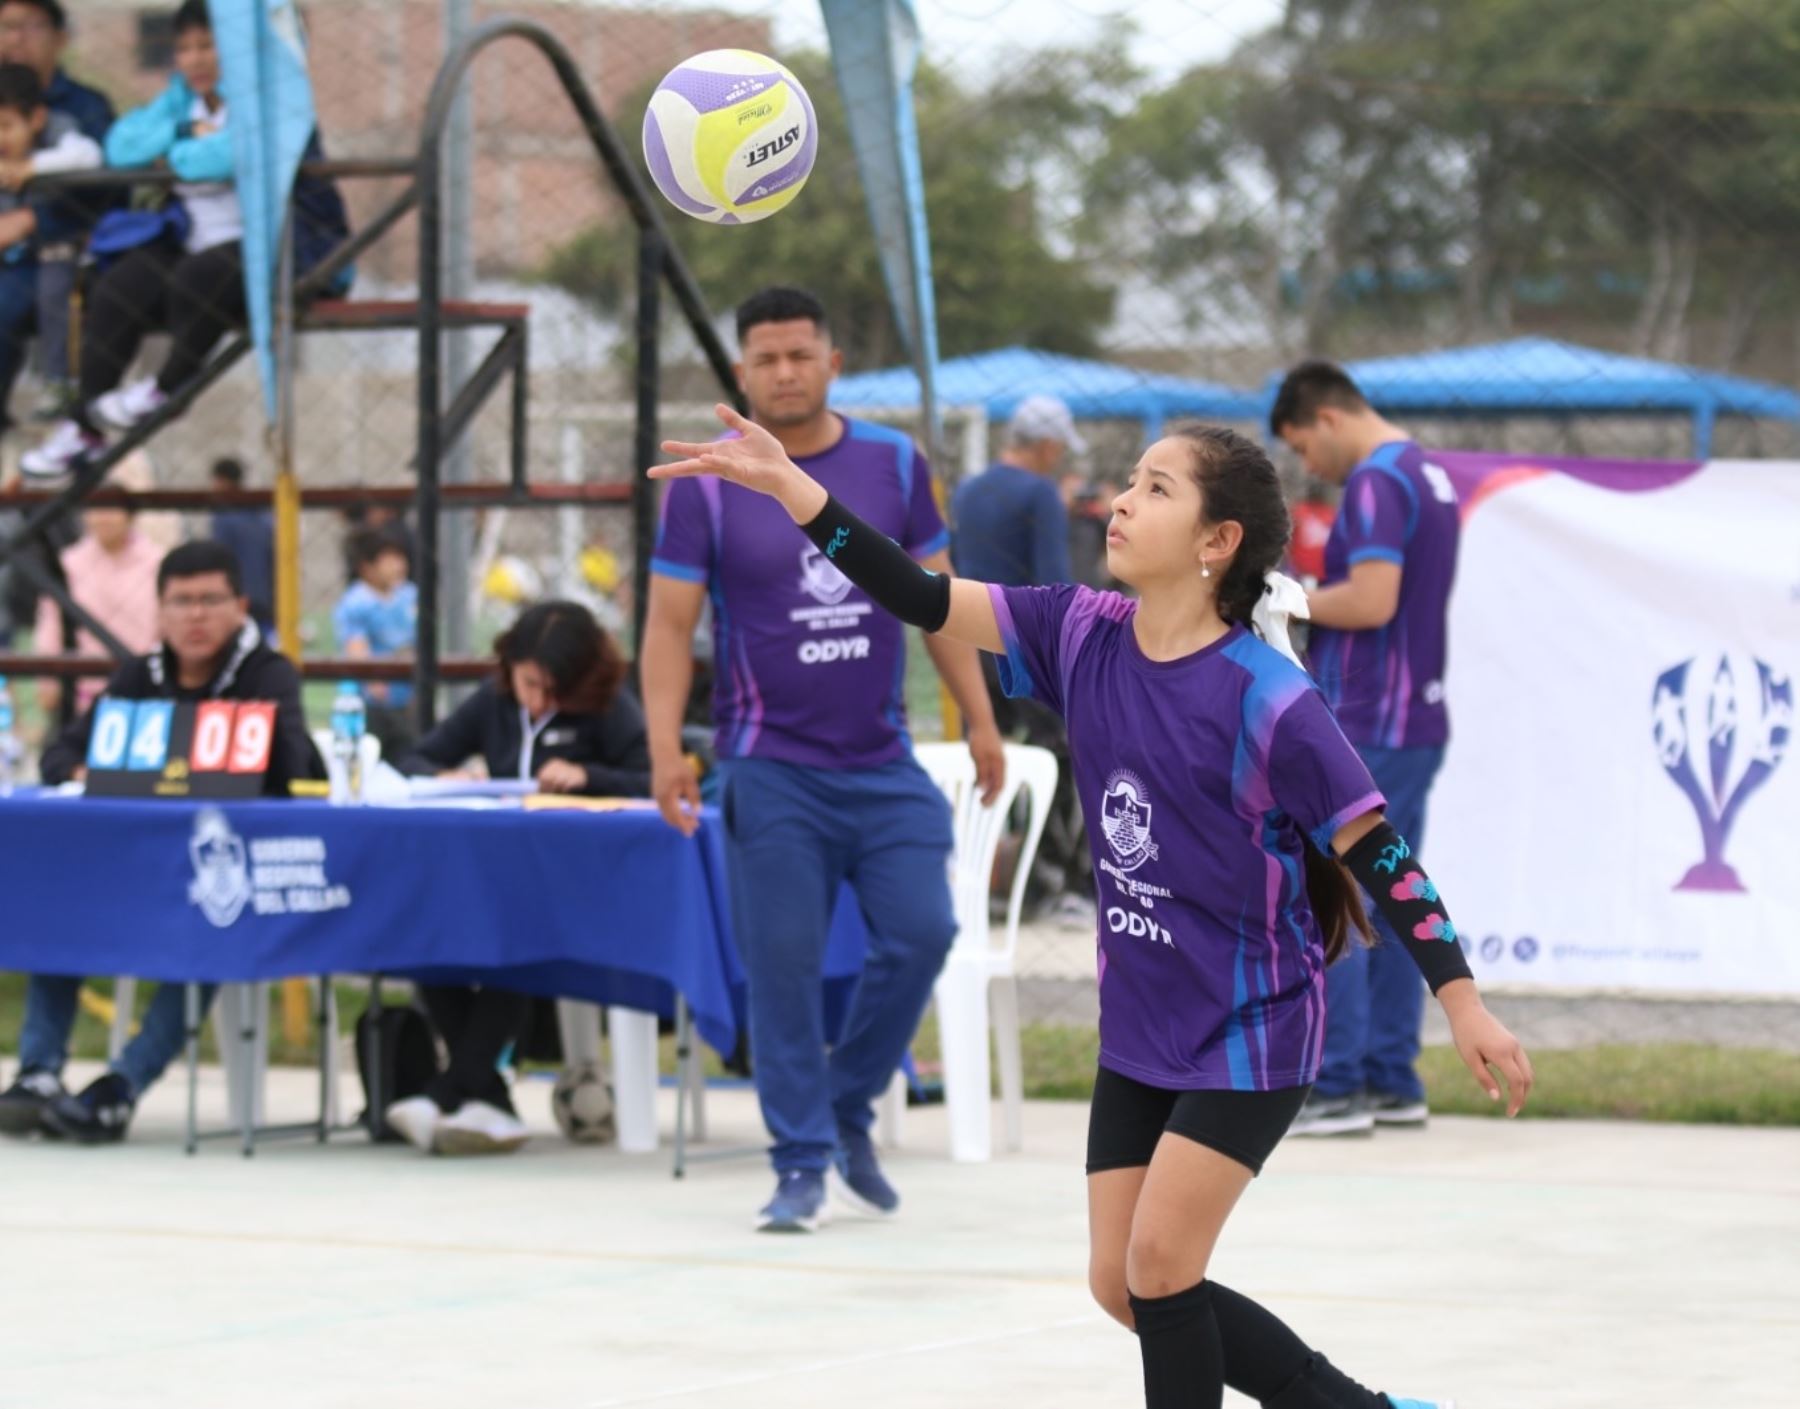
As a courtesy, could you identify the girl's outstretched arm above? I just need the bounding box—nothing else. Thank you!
[1333,809,1536,1116]
[654,404,1004,653]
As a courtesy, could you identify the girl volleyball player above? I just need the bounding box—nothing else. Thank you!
[653,409,1532,1409]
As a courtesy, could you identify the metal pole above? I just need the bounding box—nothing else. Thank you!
[272,200,313,1048]
[414,84,444,729]
[441,0,475,677]
[632,227,661,656]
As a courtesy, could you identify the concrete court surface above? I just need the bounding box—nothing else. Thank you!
[1,1060,1795,1409]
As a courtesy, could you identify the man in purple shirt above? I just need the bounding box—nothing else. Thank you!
[641,286,1004,1232]
[1271,360,1461,1136]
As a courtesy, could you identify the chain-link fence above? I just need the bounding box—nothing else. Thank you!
[4,0,1796,1085]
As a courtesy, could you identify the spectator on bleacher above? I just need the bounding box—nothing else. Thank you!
[334,527,416,759]
[0,540,324,1144]
[389,600,651,1155]
[340,502,415,588]
[0,0,114,423]
[22,0,351,479]
[32,466,161,716]
[207,456,272,632]
[0,61,98,432]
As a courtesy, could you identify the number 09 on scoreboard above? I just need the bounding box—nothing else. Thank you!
[84,697,276,798]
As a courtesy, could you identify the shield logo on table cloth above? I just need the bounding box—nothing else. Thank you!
[1099,770,1159,873]
[1651,653,1791,892]
[187,807,252,928]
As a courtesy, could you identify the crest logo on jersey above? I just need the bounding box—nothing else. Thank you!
[1099,769,1159,873]
[798,544,854,606]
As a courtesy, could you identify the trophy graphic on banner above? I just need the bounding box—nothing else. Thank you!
[1650,653,1791,892]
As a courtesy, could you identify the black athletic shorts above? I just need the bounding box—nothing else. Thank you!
[1086,1066,1311,1177]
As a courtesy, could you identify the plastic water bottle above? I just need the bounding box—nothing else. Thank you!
[0,676,18,797]
[329,681,366,803]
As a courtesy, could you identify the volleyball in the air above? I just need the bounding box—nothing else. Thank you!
[642,49,817,225]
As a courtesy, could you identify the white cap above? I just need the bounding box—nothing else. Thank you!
[1006,394,1088,455]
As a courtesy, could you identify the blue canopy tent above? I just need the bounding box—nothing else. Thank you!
[832,345,1262,474]
[1272,337,1800,457]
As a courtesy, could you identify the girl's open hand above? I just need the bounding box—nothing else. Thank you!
[653,404,797,498]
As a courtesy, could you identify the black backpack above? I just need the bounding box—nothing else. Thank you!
[354,1002,439,1141]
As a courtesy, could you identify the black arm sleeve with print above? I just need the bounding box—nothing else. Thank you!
[799,495,952,632]
[1342,821,1474,994]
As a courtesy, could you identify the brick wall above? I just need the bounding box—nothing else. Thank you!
[65,1,772,281]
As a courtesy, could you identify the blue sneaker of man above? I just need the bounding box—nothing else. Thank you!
[1387,1397,1456,1408]
[756,1169,830,1233]
[832,1129,900,1216]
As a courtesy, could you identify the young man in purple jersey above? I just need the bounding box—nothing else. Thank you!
[641,287,1005,1233]
[1272,361,1461,1138]
[651,406,1529,1409]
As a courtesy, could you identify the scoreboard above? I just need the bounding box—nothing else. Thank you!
[85,697,275,798]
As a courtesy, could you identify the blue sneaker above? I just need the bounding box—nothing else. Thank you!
[756,1170,830,1233]
[832,1129,900,1216]
[1387,1398,1456,1408]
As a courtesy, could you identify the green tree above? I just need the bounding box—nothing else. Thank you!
[541,51,1116,370]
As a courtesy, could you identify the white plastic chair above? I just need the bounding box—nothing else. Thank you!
[890,741,1058,1162]
[555,1000,664,1153]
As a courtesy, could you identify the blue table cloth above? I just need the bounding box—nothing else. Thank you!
[0,796,871,1056]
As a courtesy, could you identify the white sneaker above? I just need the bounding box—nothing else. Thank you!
[19,419,102,480]
[91,376,167,431]
[383,1095,440,1153]
[433,1100,529,1156]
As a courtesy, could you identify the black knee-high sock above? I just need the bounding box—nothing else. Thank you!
[1208,1282,1389,1409]
[1129,1280,1224,1409]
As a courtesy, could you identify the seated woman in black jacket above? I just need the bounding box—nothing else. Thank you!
[386,600,650,1155]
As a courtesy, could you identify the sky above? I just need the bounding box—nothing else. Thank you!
[764,0,1286,79]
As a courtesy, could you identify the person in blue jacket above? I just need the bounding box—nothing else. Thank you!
[23,0,349,479]
[0,0,115,424]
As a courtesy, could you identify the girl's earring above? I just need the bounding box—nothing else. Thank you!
[1200,558,1212,579]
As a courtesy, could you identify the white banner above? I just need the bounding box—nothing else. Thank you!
[1426,454,1798,994]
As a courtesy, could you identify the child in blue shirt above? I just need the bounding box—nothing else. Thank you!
[334,527,417,757]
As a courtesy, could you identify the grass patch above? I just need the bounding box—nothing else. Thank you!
[8,973,1794,1126]
[1415,1042,1800,1125]
[907,1015,1800,1126]
[0,972,375,1069]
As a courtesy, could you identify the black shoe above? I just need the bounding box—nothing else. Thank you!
[0,1068,65,1136]
[41,1072,136,1144]
[1368,1091,1430,1127]
[1287,1090,1376,1138]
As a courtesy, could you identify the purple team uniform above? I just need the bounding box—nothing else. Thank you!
[1308,439,1461,1108]
[652,417,950,768]
[1308,440,1460,749]
[651,416,958,1176]
[989,584,1384,1091]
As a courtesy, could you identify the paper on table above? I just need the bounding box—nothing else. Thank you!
[521,795,659,813]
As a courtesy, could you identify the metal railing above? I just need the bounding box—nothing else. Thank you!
[0,17,744,729]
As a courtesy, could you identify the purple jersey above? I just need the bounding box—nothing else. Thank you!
[652,416,950,770]
[990,585,1384,1091]
[1309,441,1461,749]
